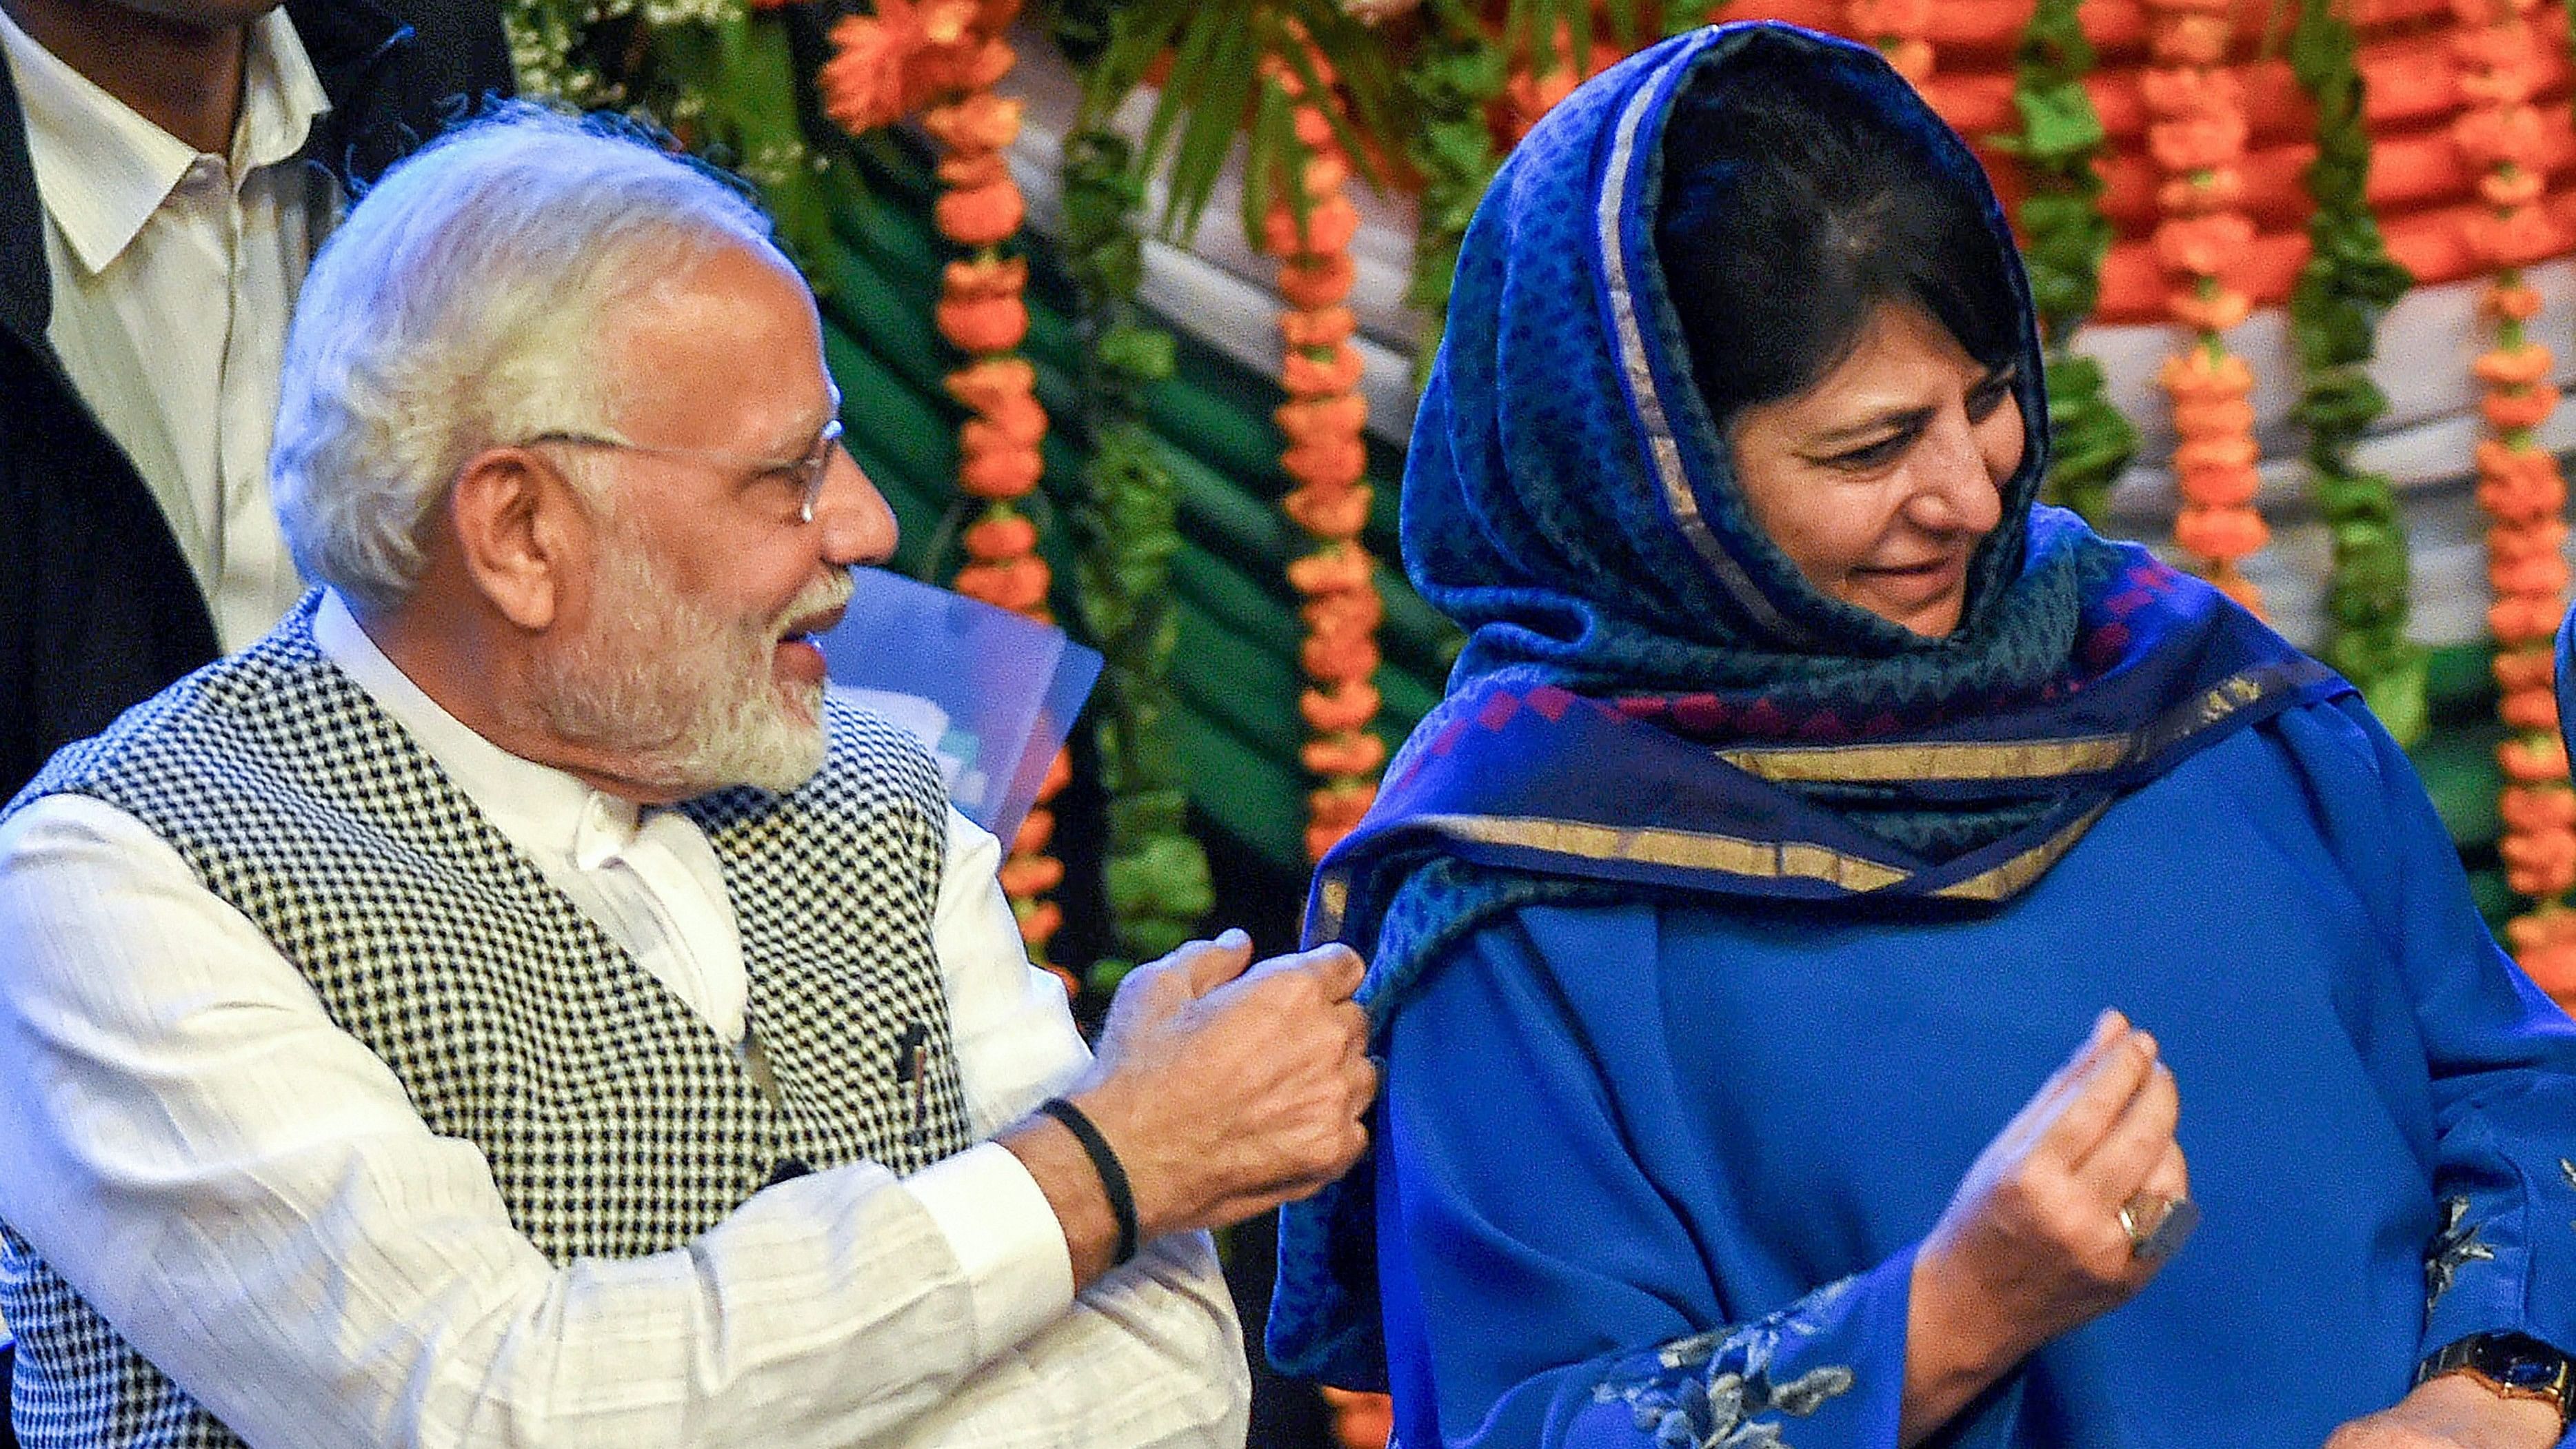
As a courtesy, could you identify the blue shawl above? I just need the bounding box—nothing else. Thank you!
[1269,22,2342,1390]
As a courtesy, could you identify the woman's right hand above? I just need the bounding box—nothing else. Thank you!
[1898,1009,2191,1446]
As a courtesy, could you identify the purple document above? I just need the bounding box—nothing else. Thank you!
[813,567,1102,848]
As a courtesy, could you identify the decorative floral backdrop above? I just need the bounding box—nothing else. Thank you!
[499,0,2576,982]
[496,2,2576,1440]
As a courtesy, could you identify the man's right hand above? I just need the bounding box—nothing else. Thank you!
[1000,929,1376,1284]
[1069,930,1376,1239]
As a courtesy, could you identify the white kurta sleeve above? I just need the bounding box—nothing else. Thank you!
[0,795,1243,1448]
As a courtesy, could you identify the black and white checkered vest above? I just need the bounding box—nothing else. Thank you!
[0,601,975,1446]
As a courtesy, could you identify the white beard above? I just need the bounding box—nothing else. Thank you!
[533,532,854,796]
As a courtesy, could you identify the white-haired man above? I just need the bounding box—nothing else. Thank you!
[0,106,1376,1448]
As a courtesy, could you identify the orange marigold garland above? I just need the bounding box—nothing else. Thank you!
[2142,0,2267,616]
[1260,56,1398,1433]
[1260,49,1385,867]
[1500,17,1622,144]
[2454,0,2576,995]
[1846,0,1932,85]
[825,1,1074,989]
[819,0,1013,135]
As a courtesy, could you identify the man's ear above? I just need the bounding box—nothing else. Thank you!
[448,446,584,632]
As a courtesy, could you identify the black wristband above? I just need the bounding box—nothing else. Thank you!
[1034,1097,1139,1268]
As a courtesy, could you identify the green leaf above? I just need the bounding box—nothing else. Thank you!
[2288,0,2419,733]
[2042,356,2139,523]
[2004,83,2106,161]
[1083,0,1199,124]
[1099,323,1177,383]
[1161,14,1263,240]
[1242,74,1294,245]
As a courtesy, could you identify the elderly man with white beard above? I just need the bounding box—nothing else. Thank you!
[0,105,1376,1449]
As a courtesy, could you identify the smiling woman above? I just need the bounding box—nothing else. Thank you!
[1727,302,2016,638]
[1268,20,2576,1449]
[1651,37,2029,644]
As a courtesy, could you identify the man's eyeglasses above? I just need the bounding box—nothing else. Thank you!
[525,418,846,525]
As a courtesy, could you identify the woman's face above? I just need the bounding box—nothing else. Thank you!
[1725,301,2022,638]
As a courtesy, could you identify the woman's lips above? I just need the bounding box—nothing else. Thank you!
[1856,553,1966,598]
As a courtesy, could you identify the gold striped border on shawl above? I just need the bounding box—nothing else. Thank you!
[1312,802,2097,913]
[1714,661,2320,787]
[1718,736,2131,784]
[1404,813,1910,893]
[1929,800,2113,903]
[1595,63,1814,648]
[1313,874,1354,939]
[1305,659,2332,928]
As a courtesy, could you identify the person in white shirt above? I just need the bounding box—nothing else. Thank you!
[0,0,512,798]
[0,103,1376,1448]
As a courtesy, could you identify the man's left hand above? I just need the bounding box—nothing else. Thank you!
[2324,1373,2563,1449]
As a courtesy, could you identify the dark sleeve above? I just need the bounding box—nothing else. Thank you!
[0,344,219,802]
[1376,902,1911,1448]
[395,0,514,114]
[292,0,516,190]
[2283,698,2576,1364]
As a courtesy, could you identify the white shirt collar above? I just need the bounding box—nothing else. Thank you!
[0,6,330,276]
[232,9,328,174]
[312,592,647,871]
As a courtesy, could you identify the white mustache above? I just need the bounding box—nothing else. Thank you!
[774,568,856,637]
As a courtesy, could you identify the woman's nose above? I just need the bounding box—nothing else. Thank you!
[1909,405,2010,537]
[811,446,898,566]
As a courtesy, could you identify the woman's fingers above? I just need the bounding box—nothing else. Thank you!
[2033,1010,2126,1109]
[1989,1011,2128,1154]
[2115,1138,2197,1275]
[2072,1060,2180,1195]
[2142,1139,2189,1201]
[1913,1015,2195,1383]
[2033,1024,2161,1169]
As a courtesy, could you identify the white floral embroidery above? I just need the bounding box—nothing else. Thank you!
[2426,1195,2496,1310]
[1595,1279,1858,1448]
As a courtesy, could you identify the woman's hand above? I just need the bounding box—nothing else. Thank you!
[1899,1010,2191,1446]
[2322,1372,2562,1449]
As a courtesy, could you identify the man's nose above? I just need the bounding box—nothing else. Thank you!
[811,446,898,566]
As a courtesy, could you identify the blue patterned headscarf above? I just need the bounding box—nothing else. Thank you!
[1409,23,2071,702]
[1269,22,2344,1390]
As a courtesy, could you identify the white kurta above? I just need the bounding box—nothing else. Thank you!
[0,592,1248,1447]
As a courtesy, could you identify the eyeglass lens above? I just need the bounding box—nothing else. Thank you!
[797,419,846,524]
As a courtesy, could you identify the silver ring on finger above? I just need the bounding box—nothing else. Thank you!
[2117,1190,2199,1264]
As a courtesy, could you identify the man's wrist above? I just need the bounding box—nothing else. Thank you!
[1056,1080,1181,1243]
[996,1113,1120,1289]
[1033,1097,1138,1268]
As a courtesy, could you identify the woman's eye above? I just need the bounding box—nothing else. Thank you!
[1967,374,2017,422]
[1827,433,1912,471]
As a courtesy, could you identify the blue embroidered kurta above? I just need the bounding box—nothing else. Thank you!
[1372,698,2576,1446]
[1254,19,2576,1446]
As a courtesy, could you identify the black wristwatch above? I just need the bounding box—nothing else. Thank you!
[2417,1332,2576,1428]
